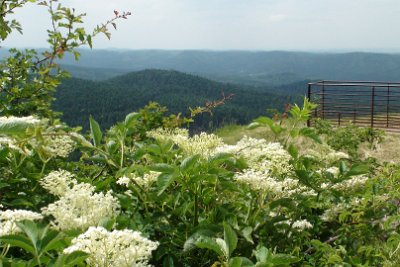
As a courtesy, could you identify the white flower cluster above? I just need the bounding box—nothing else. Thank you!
[304,144,349,165]
[292,219,313,230]
[320,167,369,192]
[216,136,292,176]
[29,134,75,158]
[320,198,364,222]
[234,169,316,197]
[43,134,75,158]
[330,175,369,191]
[0,116,40,125]
[0,209,43,236]
[64,226,158,267]
[117,171,160,189]
[41,170,120,231]
[0,136,26,154]
[147,128,223,157]
[276,219,313,231]
[147,128,189,144]
[40,170,76,197]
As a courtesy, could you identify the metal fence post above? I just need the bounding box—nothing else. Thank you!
[371,86,375,128]
[387,85,390,128]
[307,83,311,127]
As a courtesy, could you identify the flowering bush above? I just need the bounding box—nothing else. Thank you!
[1,1,400,266]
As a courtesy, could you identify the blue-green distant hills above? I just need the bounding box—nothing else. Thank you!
[54,50,400,85]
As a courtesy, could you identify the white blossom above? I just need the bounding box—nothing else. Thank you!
[63,226,158,267]
[117,171,160,189]
[0,137,27,154]
[330,175,369,191]
[0,116,40,125]
[41,171,120,231]
[0,209,43,236]
[216,136,292,176]
[147,128,223,158]
[234,169,316,197]
[117,176,131,187]
[29,134,75,158]
[292,219,313,230]
[40,170,76,197]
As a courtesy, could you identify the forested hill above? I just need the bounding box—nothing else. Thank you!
[52,50,400,85]
[53,69,296,130]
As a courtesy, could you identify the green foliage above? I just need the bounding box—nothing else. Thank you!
[249,97,319,147]
[1,1,400,266]
[314,120,385,157]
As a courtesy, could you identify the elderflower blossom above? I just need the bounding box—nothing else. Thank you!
[304,145,349,165]
[320,198,364,222]
[292,219,313,230]
[63,226,158,267]
[44,135,75,157]
[147,128,223,158]
[330,175,369,191]
[117,176,131,186]
[40,170,76,197]
[325,166,340,177]
[234,169,316,197]
[133,172,160,188]
[147,128,189,143]
[41,172,120,231]
[216,136,292,176]
[0,116,40,125]
[29,134,75,158]
[117,172,160,189]
[0,209,43,236]
[0,136,27,154]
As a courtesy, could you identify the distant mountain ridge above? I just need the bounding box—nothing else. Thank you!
[53,69,295,130]
[2,49,400,85]
[54,50,400,85]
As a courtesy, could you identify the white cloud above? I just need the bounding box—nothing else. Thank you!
[268,14,287,22]
[2,0,400,51]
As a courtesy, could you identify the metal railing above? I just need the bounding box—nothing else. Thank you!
[307,81,400,131]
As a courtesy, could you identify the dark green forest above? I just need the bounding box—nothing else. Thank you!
[53,69,299,130]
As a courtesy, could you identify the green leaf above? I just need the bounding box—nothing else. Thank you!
[89,116,102,147]
[270,254,300,265]
[339,161,348,174]
[254,246,270,263]
[194,236,224,257]
[37,230,62,254]
[180,154,200,172]
[0,234,36,254]
[287,144,298,159]
[241,226,254,244]
[87,34,92,48]
[98,217,115,230]
[253,116,273,126]
[0,120,33,135]
[299,127,322,143]
[151,163,175,174]
[157,173,176,195]
[223,222,237,258]
[64,251,89,266]
[16,221,39,252]
[346,164,369,176]
[247,122,261,129]
[124,112,140,127]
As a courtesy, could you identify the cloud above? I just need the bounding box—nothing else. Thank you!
[268,14,287,22]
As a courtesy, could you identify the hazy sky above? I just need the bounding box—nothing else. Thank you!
[3,0,400,51]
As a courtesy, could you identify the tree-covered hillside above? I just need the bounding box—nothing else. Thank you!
[53,69,296,130]
[53,50,400,85]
